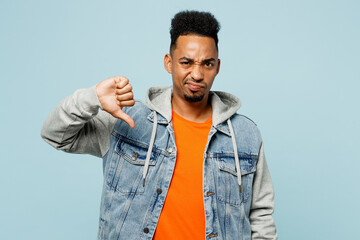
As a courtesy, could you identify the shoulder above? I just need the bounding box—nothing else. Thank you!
[230,113,258,128]
[231,113,258,126]
[229,113,262,142]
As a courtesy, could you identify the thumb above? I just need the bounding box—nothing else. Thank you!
[112,109,135,128]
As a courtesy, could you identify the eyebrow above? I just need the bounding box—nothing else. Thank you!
[179,57,216,63]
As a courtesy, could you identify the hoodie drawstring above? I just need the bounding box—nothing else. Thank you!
[227,119,242,192]
[143,111,158,187]
[141,113,240,191]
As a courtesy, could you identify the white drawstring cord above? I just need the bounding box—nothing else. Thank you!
[227,119,242,192]
[143,111,157,187]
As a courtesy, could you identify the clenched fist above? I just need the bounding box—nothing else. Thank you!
[96,76,135,128]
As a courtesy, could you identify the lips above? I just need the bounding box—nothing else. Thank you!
[185,81,204,91]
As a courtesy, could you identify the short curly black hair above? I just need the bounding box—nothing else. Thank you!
[170,10,220,53]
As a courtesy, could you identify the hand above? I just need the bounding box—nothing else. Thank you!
[96,76,135,128]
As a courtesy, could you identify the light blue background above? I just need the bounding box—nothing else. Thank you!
[1,0,359,239]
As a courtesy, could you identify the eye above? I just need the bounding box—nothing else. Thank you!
[181,61,190,65]
[205,62,214,67]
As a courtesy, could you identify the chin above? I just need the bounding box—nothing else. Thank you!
[184,93,205,102]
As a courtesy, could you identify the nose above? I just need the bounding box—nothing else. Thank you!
[190,64,204,81]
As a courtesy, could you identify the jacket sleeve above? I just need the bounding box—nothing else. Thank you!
[40,85,117,158]
[250,143,278,239]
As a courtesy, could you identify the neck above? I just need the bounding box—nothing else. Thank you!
[171,94,212,123]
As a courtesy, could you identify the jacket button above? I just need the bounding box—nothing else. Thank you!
[167,147,173,153]
[143,227,149,233]
[156,188,162,194]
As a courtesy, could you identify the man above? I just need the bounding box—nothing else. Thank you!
[41,10,277,240]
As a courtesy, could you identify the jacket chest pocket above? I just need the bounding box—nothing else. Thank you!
[106,139,161,194]
[215,155,257,206]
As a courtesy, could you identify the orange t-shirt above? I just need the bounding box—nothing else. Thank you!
[153,111,212,240]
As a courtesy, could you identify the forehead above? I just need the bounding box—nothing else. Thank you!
[173,35,218,59]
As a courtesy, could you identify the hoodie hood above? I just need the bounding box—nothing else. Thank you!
[145,86,241,126]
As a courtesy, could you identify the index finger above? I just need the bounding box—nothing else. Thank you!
[115,76,129,89]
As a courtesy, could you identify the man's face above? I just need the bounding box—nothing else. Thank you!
[164,34,220,103]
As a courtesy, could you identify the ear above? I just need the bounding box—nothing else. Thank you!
[164,54,172,74]
[216,59,221,74]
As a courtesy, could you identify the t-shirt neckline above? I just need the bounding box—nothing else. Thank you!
[172,110,212,125]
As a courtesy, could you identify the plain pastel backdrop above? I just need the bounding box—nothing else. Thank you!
[1,0,359,239]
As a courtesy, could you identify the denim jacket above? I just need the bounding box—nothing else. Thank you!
[41,86,277,240]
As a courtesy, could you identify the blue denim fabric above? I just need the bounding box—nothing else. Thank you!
[97,102,262,240]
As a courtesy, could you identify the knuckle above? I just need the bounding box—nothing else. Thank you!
[121,77,129,84]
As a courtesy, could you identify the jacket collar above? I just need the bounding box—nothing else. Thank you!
[147,111,168,125]
[214,121,231,136]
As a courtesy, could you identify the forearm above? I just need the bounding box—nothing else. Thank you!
[41,85,115,157]
[250,143,277,239]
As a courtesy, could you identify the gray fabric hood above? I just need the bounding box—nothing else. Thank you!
[145,86,242,126]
